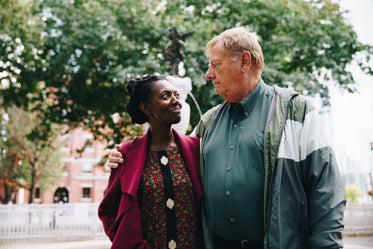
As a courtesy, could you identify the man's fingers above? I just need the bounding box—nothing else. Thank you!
[105,144,123,170]
[105,162,118,169]
[108,152,123,163]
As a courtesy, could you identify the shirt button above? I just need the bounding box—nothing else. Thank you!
[233,124,238,128]
[226,191,231,196]
[230,145,234,150]
[230,217,235,222]
[227,167,231,171]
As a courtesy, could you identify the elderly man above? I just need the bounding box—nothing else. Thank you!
[107,27,346,249]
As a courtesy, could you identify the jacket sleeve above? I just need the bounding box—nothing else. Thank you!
[98,165,122,241]
[299,106,346,249]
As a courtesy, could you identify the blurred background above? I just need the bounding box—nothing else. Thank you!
[0,0,372,245]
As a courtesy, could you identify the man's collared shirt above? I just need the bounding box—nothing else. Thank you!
[203,79,274,242]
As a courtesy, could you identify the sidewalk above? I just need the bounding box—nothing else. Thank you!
[2,236,373,249]
[344,235,373,249]
[1,238,111,249]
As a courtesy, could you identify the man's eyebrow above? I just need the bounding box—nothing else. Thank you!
[208,59,217,66]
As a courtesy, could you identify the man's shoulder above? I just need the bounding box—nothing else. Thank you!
[272,86,316,121]
[273,85,298,98]
[273,85,313,106]
[201,102,226,123]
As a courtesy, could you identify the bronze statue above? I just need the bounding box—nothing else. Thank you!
[165,26,194,75]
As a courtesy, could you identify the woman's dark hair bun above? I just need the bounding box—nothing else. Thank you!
[126,79,138,96]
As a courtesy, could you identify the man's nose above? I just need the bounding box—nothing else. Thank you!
[205,68,215,80]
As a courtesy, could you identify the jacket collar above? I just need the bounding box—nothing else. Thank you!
[120,128,202,199]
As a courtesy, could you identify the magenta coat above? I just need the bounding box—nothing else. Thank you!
[98,129,203,249]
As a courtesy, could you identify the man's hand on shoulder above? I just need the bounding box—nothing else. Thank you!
[106,144,124,169]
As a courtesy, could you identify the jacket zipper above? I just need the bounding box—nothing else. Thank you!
[264,92,298,249]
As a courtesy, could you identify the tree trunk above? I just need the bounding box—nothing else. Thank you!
[28,167,36,204]
[1,181,15,204]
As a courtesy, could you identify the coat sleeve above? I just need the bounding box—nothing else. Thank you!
[98,164,123,241]
[299,105,346,249]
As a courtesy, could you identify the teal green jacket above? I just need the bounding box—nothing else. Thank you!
[194,86,345,249]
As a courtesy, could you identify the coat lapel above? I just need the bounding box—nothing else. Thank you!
[120,131,150,197]
[173,129,203,200]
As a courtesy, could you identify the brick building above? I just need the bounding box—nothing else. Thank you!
[15,127,110,204]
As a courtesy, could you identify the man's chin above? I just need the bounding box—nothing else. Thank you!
[215,89,226,99]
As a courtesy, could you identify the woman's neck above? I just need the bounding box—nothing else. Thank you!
[148,126,176,151]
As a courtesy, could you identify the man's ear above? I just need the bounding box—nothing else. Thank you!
[240,51,252,73]
[140,102,151,116]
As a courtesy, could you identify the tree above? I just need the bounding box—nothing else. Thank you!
[0,0,45,107]
[345,183,364,203]
[1,0,372,145]
[0,107,29,203]
[0,104,66,203]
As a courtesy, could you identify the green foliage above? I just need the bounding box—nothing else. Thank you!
[0,0,371,144]
[0,107,29,203]
[0,105,66,203]
[345,183,364,203]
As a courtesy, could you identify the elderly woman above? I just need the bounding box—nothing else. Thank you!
[98,74,203,249]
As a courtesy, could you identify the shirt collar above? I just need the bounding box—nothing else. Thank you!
[229,78,264,118]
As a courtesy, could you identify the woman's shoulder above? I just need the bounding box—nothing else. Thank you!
[118,139,136,154]
[118,132,148,155]
[178,134,200,152]
[178,132,199,142]
[186,135,200,147]
[173,129,200,147]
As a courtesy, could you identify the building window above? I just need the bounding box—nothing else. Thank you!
[60,134,70,149]
[33,187,41,203]
[83,134,94,150]
[85,139,93,149]
[82,187,91,199]
[35,188,40,199]
[82,162,93,173]
[62,163,68,176]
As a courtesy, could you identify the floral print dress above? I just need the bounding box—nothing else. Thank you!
[138,145,203,249]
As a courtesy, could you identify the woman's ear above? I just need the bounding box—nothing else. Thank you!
[140,101,152,116]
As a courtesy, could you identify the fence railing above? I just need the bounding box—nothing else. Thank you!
[0,202,105,245]
[343,203,373,236]
[0,202,372,245]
